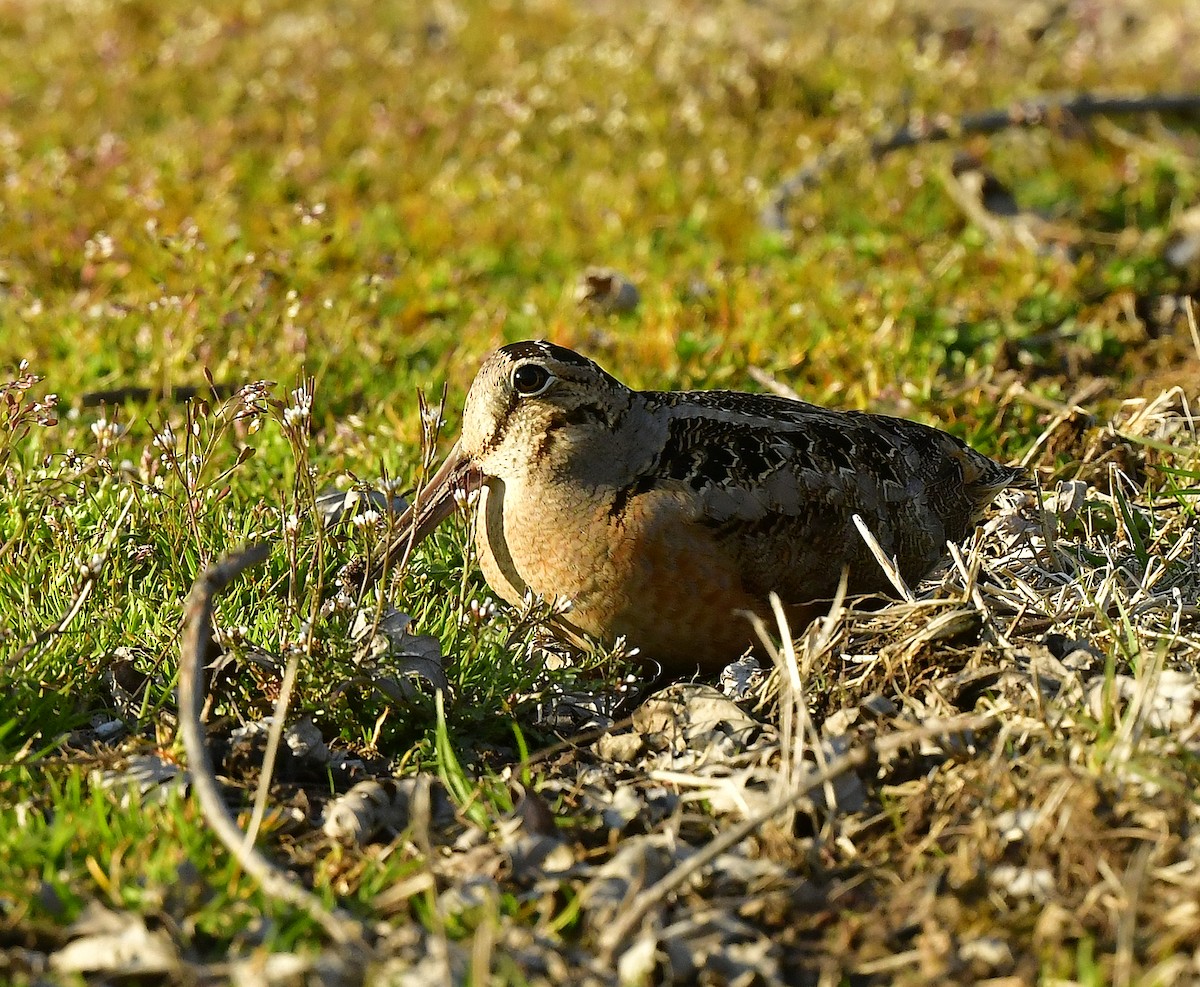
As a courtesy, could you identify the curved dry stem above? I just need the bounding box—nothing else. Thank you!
[178,543,371,953]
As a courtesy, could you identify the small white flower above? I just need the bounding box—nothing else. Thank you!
[283,406,308,427]
[90,417,125,446]
[465,596,497,624]
[152,424,176,450]
[283,385,313,428]
[84,231,114,261]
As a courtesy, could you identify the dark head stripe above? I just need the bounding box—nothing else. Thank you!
[500,340,601,371]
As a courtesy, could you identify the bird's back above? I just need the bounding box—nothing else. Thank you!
[635,389,1025,604]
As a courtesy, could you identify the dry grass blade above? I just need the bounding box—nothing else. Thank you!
[242,630,305,851]
[852,512,915,602]
[1182,295,1200,358]
[178,543,371,952]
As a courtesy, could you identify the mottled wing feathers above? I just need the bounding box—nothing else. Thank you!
[630,391,1025,602]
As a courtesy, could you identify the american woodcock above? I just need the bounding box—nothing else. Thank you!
[378,340,1025,673]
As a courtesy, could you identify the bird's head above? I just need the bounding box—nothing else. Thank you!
[460,340,632,477]
[379,341,634,562]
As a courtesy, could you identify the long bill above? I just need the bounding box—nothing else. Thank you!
[367,440,483,586]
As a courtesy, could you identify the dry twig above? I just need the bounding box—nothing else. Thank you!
[178,544,372,952]
[765,92,1200,230]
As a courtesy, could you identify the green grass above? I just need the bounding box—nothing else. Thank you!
[2,0,1199,982]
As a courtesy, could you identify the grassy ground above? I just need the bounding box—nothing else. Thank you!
[1,0,1199,983]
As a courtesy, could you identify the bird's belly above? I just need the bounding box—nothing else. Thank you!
[473,480,793,672]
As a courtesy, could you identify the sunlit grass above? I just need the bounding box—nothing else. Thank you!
[1,0,1198,978]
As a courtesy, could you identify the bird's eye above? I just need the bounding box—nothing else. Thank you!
[511,363,553,396]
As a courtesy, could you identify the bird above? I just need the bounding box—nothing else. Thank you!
[372,340,1026,674]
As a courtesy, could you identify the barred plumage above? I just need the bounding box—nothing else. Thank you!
[378,341,1026,673]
